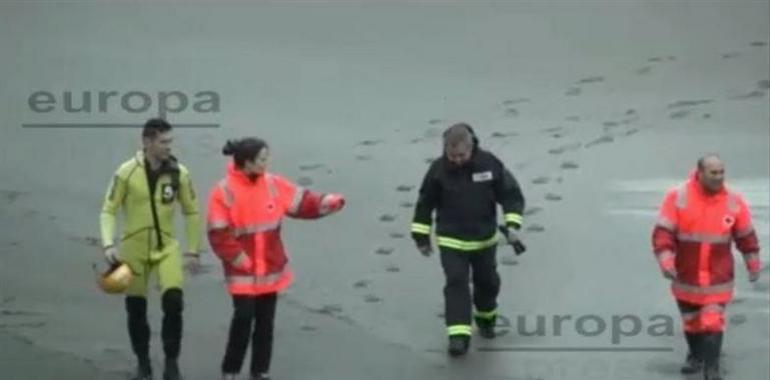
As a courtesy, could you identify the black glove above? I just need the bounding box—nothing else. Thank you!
[498,225,526,255]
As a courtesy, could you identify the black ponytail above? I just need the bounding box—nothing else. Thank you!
[222,137,268,168]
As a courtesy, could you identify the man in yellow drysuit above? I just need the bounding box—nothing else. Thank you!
[99,118,202,380]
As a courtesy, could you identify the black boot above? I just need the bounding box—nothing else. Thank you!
[447,335,470,357]
[702,332,723,380]
[163,357,181,380]
[474,315,496,339]
[161,289,184,380]
[126,297,153,380]
[681,333,704,374]
[249,373,272,380]
[131,356,153,380]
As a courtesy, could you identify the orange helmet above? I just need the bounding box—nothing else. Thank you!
[96,263,133,294]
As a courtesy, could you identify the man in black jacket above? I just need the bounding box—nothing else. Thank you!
[411,123,525,356]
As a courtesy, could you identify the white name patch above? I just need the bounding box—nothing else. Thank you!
[472,171,493,182]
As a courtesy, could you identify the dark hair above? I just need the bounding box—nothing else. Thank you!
[142,118,172,140]
[222,138,268,168]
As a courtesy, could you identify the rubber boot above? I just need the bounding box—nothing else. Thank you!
[126,297,153,380]
[163,358,181,380]
[447,335,470,357]
[131,356,153,380]
[702,332,723,380]
[681,333,704,374]
[250,373,272,380]
[474,315,496,339]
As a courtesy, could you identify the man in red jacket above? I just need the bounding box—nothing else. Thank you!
[207,138,345,380]
[652,154,762,380]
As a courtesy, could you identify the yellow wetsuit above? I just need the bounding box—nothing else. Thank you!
[100,150,202,296]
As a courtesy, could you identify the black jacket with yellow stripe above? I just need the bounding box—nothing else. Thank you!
[411,147,525,251]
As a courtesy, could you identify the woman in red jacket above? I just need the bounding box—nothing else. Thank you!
[207,138,345,380]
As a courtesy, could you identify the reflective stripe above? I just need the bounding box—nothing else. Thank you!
[437,235,499,251]
[411,223,431,235]
[232,221,281,237]
[681,311,699,321]
[657,250,675,263]
[672,280,734,295]
[655,217,676,231]
[504,213,523,225]
[231,252,248,267]
[675,185,688,209]
[219,179,234,207]
[318,194,334,215]
[676,232,731,244]
[734,226,755,239]
[287,187,306,214]
[475,310,498,320]
[727,192,738,213]
[447,325,472,336]
[207,219,229,231]
[743,252,760,261]
[701,304,726,314]
[226,272,285,286]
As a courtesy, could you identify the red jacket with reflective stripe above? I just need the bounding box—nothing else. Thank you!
[652,170,761,305]
[206,162,341,296]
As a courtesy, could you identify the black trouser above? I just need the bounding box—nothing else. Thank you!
[440,245,500,336]
[125,288,184,363]
[221,293,278,375]
[677,301,724,369]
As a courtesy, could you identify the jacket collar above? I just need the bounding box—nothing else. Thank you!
[687,168,727,198]
[226,161,267,186]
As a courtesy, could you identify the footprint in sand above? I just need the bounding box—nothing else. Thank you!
[297,177,314,186]
[358,139,384,146]
[396,185,414,192]
[566,116,581,122]
[722,52,741,59]
[355,154,372,161]
[0,190,25,203]
[353,280,371,289]
[526,224,546,233]
[313,304,344,315]
[542,126,565,134]
[729,314,747,326]
[502,98,530,106]
[386,265,401,273]
[299,164,325,171]
[548,143,582,155]
[409,137,424,144]
[702,114,712,119]
[669,110,691,120]
[565,87,582,96]
[586,135,615,148]
[730,91,766,100]
[531,176,550,185]
[428,119,445,125]
[636,66,653,75]
[375,247,394,256]
[523,206,543,216]
[364,295,382,303]
[504,108,519,117]
[603,121,620,130]
[300,325,318,332]
[578,76,605,84]
[556,176,563,183]
[623,128,640,137]
[0,309,45,317]
[751,41,768,47]
[490,131,518,139]
[648,57,664,63]
[389,232,406,239]
[560,161,580,170]
[758,80,770,90]
[667,56,677,61]
[668,99,713,109]
[500,257,518,266]
[399,201,415,209]
[379,214,397,223]
[545,193,563,202]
